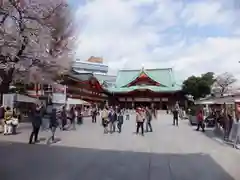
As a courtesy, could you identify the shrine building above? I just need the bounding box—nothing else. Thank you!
[106,67,182,109]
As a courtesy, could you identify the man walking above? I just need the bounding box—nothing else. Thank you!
[29,105,42,144]
[47,108,58,144]
[145,106,153,132]
[172,103,179,126]
[117,109,124,133]
[91,106,97,123]
[61,105,67,131]
[136,108,144,136]
[109,108,117,133]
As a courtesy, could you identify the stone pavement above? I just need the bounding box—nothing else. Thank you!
[0,113,240,180]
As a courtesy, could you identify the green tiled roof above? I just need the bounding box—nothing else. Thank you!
[108,85,181,93]
[116,68,174,87]
[109,68,181,93]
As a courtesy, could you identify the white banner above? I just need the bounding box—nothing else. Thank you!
[134,98,151,102]
[162,98,168,102]
[52,93,66,104]
[2,94,15,110]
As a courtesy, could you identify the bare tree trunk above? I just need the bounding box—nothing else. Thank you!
[0,68,14,94]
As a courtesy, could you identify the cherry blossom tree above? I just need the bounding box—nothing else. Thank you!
[0,0,77,93]
[212,72,237,96]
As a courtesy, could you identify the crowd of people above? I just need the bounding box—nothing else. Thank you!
[0,101,189,146]
[100,105,156,136]
[28,104,83,144]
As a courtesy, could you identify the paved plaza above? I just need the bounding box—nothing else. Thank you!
[0,113,240,180]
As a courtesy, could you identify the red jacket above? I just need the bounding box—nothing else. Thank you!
[197,112,204,121]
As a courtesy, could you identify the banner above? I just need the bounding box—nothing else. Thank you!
[2,94,15,110]
[52,93,66,104]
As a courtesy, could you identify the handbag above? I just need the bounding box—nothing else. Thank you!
[11,118,19,126]
[5,120,12,125]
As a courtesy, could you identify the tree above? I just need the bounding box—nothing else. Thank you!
[0,0,76,93]
[212,72,237,95]
[182,72,215,100]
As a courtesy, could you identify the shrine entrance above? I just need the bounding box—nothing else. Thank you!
[134,102,151,108]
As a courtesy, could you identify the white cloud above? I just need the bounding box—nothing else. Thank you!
[74,0,240,83]
[181,1,234,26]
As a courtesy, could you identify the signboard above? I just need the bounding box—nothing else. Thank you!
[134,98,151,102]
[119,98,125,102]
[2,94,15,110]
[52,93,66,104]
[162,98,168,102]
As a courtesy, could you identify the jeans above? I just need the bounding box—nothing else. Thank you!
[110,121,116,132]
[196,121,205,132]
[173,116,178,126]
[146,121,153,132]
[92,115,96,123]
[47,127,56,144]
[29,126,40,144]
[136,122,144,135]
[117,123,122,133]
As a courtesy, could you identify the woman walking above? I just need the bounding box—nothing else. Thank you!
[101,106,109,133]
[136,107,144,136]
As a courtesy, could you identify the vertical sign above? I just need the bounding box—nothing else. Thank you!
[52,84,66,104]
[2,94,15,110]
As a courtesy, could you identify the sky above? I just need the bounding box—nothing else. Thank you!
[69,0,240,82]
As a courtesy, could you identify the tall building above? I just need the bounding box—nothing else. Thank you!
[62,57,116,103]
[73,57,108,74]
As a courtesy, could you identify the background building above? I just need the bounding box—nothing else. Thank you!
[106,67,183,109]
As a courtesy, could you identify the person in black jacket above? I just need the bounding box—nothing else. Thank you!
[47,108,58,144]
[109,108,117,133]
[145,107,153,132]
[117,109,124,133]
[61,105,67,130]
[29,105,42,144]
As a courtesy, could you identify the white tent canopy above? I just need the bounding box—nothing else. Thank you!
[16,94,40,104]
[195,96,237,105]
[66,98,90,105]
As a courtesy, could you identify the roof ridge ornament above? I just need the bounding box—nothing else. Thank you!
[141,64,145,72]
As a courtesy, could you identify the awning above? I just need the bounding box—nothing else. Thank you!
[195,100,215,105]
[195,96,236,105]
[16,94,40,104]
[66,98,90,105]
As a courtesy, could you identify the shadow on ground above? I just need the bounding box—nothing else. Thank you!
[0,141,235,180]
